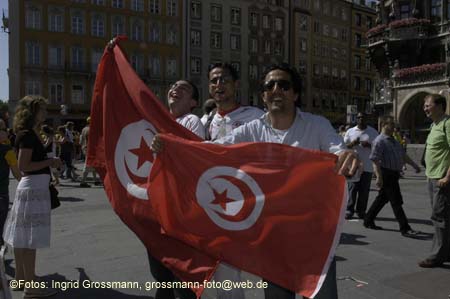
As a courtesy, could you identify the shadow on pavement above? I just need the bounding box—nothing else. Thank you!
[376,217,433,226]
[335,255,347,262]
[339,233,370,246]
[58,197,84,203]
[41,268,151,299]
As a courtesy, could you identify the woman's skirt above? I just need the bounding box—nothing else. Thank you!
[3,174,51,249]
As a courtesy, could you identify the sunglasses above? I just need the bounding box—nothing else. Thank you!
[209,76,233,85]
[263,80,292,92]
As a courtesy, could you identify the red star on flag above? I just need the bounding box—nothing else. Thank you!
[211,188,235,211]
[129,137,154,170]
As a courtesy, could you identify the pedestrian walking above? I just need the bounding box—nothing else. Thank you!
[419,93,450,268]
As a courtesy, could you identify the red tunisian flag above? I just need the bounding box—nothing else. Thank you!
[150,134,347,298]
[86,37,218,296]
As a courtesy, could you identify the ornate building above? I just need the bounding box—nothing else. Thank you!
[367,0,450,142]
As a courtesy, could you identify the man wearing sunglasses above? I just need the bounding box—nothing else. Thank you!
[343,112,378,220]
[207,63,264,141]
[153,63,359,299]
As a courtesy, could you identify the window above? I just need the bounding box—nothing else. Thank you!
[332,67,338,78]
[355,13,361,26]
[249,64,258,80]
[91,49,103,72]
[353,76,361,91]
[49,82,64,104]
[25,80,41,96]
[365,57,371,71]
[274,41,282,55]
[131,0,144,11]
[167,26,177,45]
[231,8,241,25]
[131,53,144,74]
[166,58,177,77]
[275,17,283,31]
[341,28,347,41]
[48,45,63,67]
[313,64,320,76]
[149,55,161,77]
[299,14,308,31]
[250,38,258,52]
[323,1,330,15]
[431,0,442,22]
[264,40,271,54]
[366,16,373,28]
[211,32,222,48]
[167,0,177,17]
[112,16,125,36]
[323,24,329,36]
[149,23,161,42]
[92,0,105,5]
[48,8,63,32]
[91,14,105,37]
[71,12,84,34]
[191,57,201,74]
[250,12,258,27]
[355,33,362,47]
[314,0,320,11]
[230,34,240,50]
[191,1,201,19]
[25,5,41,29]
[211,5,222,22]
[341,7,347,21]
[71,47,84,69]
[300,39,307,52]
[131,20,143,41]
[25,41,40,65]
[332,4,339,17]
[354,55,361,69]
[149,0,160,14]
[314,21,320,33]
[190,30,201,46]
[71,84,85,104]
[365,78,372,93]
[231,62,240,76]
[262,15,270,29]
[112,0,124,8]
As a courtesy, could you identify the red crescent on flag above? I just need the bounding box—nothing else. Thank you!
[212,175,258,223]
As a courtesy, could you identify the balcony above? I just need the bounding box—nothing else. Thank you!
[393,63,448,88]
[367,19,431,47]
[389,18,430,40]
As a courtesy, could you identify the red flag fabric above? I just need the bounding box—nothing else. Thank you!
[86,37,218,297]
[150,134,347,298]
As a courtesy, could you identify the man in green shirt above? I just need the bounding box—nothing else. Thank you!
[419,93,450,268]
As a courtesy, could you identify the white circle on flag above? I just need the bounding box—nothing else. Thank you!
[114,120,156,200]
[196,166,265,231]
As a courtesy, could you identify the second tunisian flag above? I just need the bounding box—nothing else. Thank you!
[150,134,347,298]
[86,37,218,297]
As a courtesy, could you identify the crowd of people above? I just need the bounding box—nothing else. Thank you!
[0,55,449,299]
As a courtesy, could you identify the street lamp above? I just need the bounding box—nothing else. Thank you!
[1,9,9,34]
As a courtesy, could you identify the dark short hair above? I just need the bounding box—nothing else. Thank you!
[261,63,302,95]
[425,93,447,111]
[208,62,239,81]
[176,80,199,103]
[203,98,216,114]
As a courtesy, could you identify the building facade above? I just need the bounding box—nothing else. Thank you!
[368,0,450,142]
[185,0,289,109]
[292,0,376,125]
[8,0,183,129]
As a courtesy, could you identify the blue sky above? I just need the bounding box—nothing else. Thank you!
[0,0,8,102]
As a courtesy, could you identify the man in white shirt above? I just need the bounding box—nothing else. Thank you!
[168,80,205,139]
[343,112,379,219]
[153,64,359,299]
[207,63,264,141]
